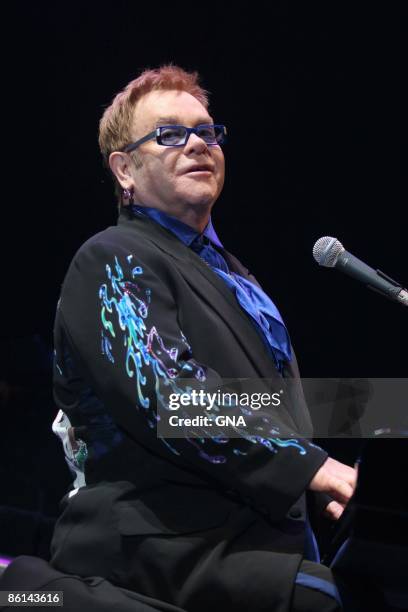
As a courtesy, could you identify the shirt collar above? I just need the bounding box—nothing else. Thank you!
[130,205,224,249]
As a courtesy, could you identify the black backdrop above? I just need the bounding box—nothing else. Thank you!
[1,1,406,559]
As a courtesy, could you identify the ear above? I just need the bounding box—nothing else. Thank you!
[109,152,135,190]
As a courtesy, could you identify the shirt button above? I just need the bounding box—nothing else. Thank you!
[289,507,302,519]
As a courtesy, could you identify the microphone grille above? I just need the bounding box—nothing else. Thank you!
[313,236,344,267]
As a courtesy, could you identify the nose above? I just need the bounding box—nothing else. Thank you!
[183,131,209,155]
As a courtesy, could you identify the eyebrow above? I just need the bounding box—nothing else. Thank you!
[154,116,213,127]
[155,116,179,125]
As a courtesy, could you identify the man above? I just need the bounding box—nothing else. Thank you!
[50,65,357,611]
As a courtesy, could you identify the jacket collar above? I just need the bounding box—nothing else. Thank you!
[129,205,224,248]
[117,208,281,379]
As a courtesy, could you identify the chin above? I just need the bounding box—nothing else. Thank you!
[180,188,217,208]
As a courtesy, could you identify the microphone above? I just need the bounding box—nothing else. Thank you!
[313,236,408,307]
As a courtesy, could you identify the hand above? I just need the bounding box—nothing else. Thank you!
[308,457,358,506]
[323,500,345,521]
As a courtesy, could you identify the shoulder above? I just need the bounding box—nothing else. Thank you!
[222,249,262,288]
[60,223,178,301]
[71,224,164,268]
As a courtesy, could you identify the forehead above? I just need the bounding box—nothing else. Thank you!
[132,89,212,133]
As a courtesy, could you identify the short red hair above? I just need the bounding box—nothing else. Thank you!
[99,64,208,204]
[98,65,209,201]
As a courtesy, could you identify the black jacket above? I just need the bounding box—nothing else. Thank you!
[50,208,328,612]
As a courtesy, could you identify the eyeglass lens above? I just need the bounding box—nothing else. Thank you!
[160,125,224,146]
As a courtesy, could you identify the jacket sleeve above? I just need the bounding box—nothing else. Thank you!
[310,492,333,517]
[55,235,328,520]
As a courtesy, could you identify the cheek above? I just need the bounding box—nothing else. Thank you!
[142,158,174,189]
[154,157,179,185]
[214,152,225,176]
[215,159,225,187]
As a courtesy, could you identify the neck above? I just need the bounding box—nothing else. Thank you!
[174,208,210,233]
[134,201,212,234]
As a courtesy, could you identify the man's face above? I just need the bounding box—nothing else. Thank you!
[126,89,225,223]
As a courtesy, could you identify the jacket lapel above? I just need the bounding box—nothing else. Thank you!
[118,212,280,379]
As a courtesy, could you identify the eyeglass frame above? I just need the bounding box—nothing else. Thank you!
[120,124,227,153]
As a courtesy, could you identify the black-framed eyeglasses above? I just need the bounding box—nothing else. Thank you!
[121,124,227,153]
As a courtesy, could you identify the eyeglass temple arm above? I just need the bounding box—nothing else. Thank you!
[122,129,158,153]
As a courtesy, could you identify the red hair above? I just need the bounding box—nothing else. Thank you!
[99,64,208,203]
[98,65,209,201]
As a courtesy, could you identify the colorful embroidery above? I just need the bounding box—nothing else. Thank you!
[99,256,306,460]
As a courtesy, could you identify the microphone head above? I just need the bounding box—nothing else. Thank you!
[313,236,345,267]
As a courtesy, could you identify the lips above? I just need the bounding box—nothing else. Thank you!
[183,164,214,174]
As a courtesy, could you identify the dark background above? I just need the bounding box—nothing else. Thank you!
[1,1,405,561]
